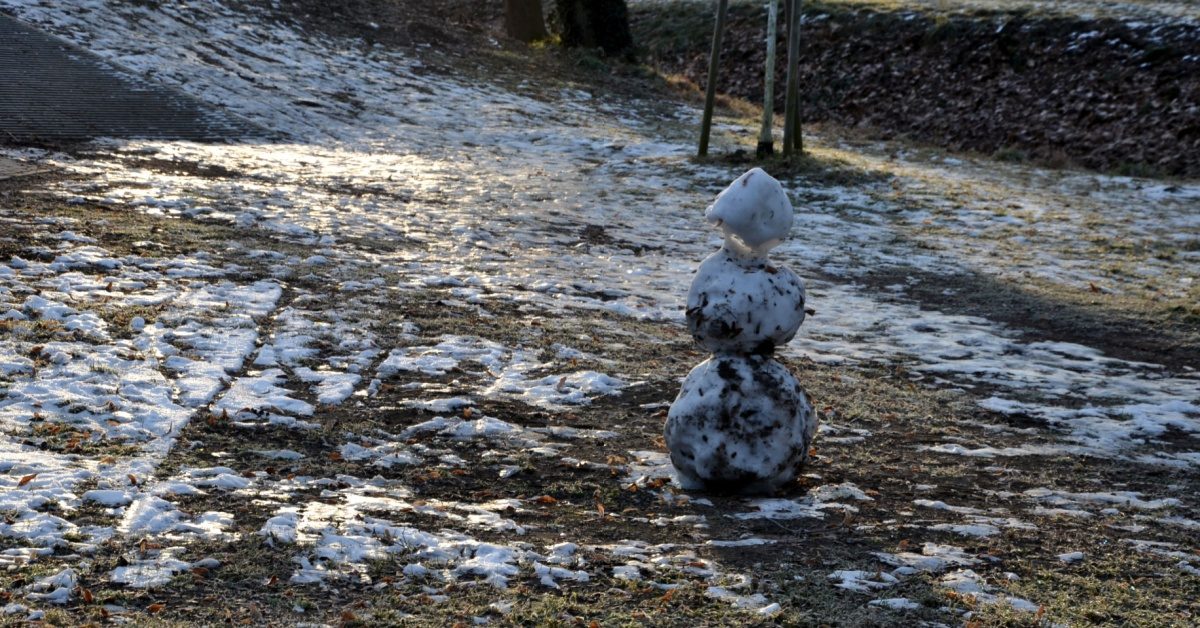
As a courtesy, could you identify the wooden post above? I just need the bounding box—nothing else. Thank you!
[757,0,779,157]
[698,0,729,158]
[782,0,800,156]
[792,0,804,152]
[504,0,547,43]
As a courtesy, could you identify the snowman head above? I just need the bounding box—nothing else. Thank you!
[704,168,794,258]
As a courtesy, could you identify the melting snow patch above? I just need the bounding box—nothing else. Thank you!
[873,543,982,575]
[1023,488,1181,511]
[533,562,589,589]
[110,548,193,588]
[735,482,873,520]
[1057,551,1085,564]
[869,598,921,610]
[940,569,1040,612]
[706,538,776,547]
[705,586,776,613]
[929,523,1001,538]
[612,565,641,581]
[828,570,899,592]
[216,369,314,421]
[24,568,77,604]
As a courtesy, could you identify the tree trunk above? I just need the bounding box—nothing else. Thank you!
[698,0,729,157]
[555,0,633,56]
[757,0,778,157]
[505,0,547,43]
[791,0,803,152]
[782,0,801,156]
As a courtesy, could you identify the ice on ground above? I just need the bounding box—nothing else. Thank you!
[109,548,193,588]
[378,336,626,408]
[735,482,874,520]
[215,369,315,426]
[828,569,899,592]
[1057,551,1086,563]
[1022,488,1182,511]
[869,598,921,610]
[939,569,1040,613]
[873,543,982,575]
[23,568,77,604]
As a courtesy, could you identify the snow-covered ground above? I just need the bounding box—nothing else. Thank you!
[1,0,1197,623]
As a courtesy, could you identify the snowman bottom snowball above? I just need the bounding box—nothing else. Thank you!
[664,355,816,494]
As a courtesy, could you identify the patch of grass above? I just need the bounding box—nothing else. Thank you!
[96,304,167,339]
[1115,160,1165,179]
[976,546,1200,626]
[0,319,73,344]
[992,146,1029,163]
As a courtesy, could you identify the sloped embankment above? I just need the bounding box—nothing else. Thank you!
[631,1,1200,177]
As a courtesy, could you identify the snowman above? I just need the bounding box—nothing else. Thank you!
[665,168,816,494]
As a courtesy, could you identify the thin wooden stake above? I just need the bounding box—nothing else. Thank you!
[792,0,804,152]
[782,0,800,156]
[698,0,729,158]
[757,0,779,157]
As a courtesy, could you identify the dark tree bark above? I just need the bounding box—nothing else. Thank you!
[505,0,548,43]
[698,0,728,157]
[554,0,633,56]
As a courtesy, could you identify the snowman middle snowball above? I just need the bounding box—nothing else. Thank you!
[665,168,817,494]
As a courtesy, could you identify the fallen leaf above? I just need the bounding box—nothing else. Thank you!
[128,474,138,486]
[533,495,557,504]
[147,603,165,613]
[17,473,37,487]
